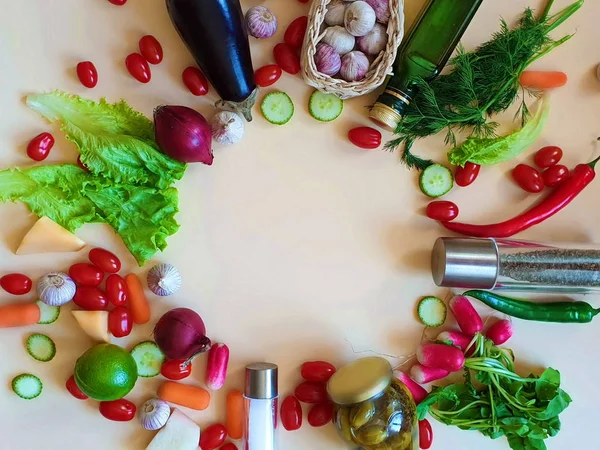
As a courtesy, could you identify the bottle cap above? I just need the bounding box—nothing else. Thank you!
[431,237,499,289]
[369,103,402,131]
[327,357,392,405]
[245,362,278,399]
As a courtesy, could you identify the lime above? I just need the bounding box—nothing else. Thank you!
[74,343,138,401]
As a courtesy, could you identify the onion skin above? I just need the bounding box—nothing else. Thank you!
[153,308,212,361]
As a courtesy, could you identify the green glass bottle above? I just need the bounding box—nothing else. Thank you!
[370,0,484,131]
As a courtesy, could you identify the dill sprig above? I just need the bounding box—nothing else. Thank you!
[385,0,584,170]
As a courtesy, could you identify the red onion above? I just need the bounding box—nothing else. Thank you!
[154,105,213,165]
[153,308,212,361]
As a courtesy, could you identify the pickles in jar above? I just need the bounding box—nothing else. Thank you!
[336,406,354,443]
[350,400,377,429]
[356,424,389,446]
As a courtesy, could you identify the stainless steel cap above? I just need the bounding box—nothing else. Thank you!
[432,237,499,289]
[245,362,278,399]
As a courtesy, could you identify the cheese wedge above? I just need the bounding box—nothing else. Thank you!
[146,409,199,450]
[71,311,110,343]
[16,217,85,255]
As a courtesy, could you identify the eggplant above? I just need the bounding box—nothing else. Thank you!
[166,0,257,121]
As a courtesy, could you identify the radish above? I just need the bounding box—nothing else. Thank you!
[416,343,465,372]
[409,363,450,384]
[449,295,483,335]
[393,370,428,404]
[486,320,513,345]
[437,330,474,353]
[205,343,230,390]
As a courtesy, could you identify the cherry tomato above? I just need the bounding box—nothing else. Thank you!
[255,65,283,88]
[512,164,544,193]
[301,361,336,383]
[280,395,303,431]
[126,53,151,83]
[419,419,433,449]
[76,61,98,88]
[139,35,163,65]
[220,444,238,450]
[0,273,32,295]
[27,132,55,162]
[160,359,192,380]
[426,201,459,222]
[108,306,133,338]
[108,0,127,5]
[99,399,136,422]
[542,164,569,187]
[200,424,228,450]
[348,127,382,149]
[66,375,88,400]
[106,274,128,306]
[273,43,301,75]
[73,286,108,311]
[307,402,334,427]
[69,263,104,287]
[182,67,209,96]
[294,381,328,404]
[89,248,121,273]
[534,146,563,168]
[284,16,308,50]
[454,162,481,187]
[297,0,310,3]
[77,155,89,172]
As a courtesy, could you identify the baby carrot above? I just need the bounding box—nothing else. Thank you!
[0,302,40,328]
[226,390,244,439]
[519,71,567,89]
[124,273,150,324]
[158,381,211,410]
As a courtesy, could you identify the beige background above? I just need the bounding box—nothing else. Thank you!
[1,0,599,449]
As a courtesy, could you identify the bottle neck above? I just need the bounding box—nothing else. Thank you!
[369,84,416,131]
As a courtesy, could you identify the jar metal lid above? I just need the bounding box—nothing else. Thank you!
[327,357,392,405]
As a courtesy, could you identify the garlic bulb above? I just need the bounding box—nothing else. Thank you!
[147,263,182,297]
[365,0,390,24]
[210,111,245,145]
[321,26,356,56]
[324,0,347,27]
[340,51,370,81]
[344,1,376,37]
[37,272,76,306]
[315,43,342,76]
[356,22,387,56]
[245,6,278,39]
[139,398,171,431]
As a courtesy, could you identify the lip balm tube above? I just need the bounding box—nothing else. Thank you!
[243,362,278,450]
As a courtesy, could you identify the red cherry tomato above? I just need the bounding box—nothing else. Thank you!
[89,248,121,273]
[99,399,136,422]
[108,306,133,338]
[348,127,382,149]
[0,273,32,295]
[73,286,108,310]
[307,402,334,427]
[108,0,127,5]
[77,155,89,172]
[454,162,481,187]
[126,53,151,83]
[280,395,303,431]
[106,274,129,306]
[301,361,336,383]
[199,424,228,450]
[542,164,569,187]
[69,263,104,287]
[426,201,459,221]
[76,61,98,88]
[182,67,209,96]
[66,375,88,400]
[512,164,544,193]
[220,444,238,450]
[284,16,308,50]
[255,65,283,88]
[273,43,301,75]
[27,132,55,162]
[294,382,328,404]
[534,146,563,168]
[160,359,192,380]
[419,419,434,449]
[297,0,310,3]
[139,35,163,65]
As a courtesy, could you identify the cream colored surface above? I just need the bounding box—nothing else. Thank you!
[0,1,599,449]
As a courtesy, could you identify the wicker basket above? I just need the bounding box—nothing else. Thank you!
[301,0,405,100]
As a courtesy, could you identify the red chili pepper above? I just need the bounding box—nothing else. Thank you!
[442,157,600,238]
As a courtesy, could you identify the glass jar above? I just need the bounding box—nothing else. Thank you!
[327,357,418,450]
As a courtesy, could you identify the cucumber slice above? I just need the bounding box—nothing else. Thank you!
[308,90,344,122]
[419,164,454,198]
[131,341,165,378]
[36,300,60,324]
[417,296,447,328]
[26,333,56,362]
[12,374,43,400]
[261,92,294,125]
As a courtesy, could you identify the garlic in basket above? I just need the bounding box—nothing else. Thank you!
[325,0,347,27]
[344,1,376,37]
[365,0,391,24]
[340,51,370,81]
[210,111,245,145]
[322,26,356,56]
[147,263,182,297]
[315,43,342,76]
[357,22,387,56]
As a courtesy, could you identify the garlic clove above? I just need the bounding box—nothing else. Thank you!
[340,51,370,82]
[315,43,342,77]
[325,0,347,27]
[344,1,377,37]
[139,398,171,431]
[147,263,182,297]
[245,6,278,39]
[356,22,387,56]
[37,272,76,307]
[321,26,356,56]
[210,111,245,146]
[365,0,391,24]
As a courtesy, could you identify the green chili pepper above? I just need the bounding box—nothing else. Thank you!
[464,290,600,323]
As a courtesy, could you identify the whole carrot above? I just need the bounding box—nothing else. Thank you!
[124,274,150,324]
[519,71,567,89]
[157,381,210,410]
[226,390,244,439]
[0,302,40,328]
